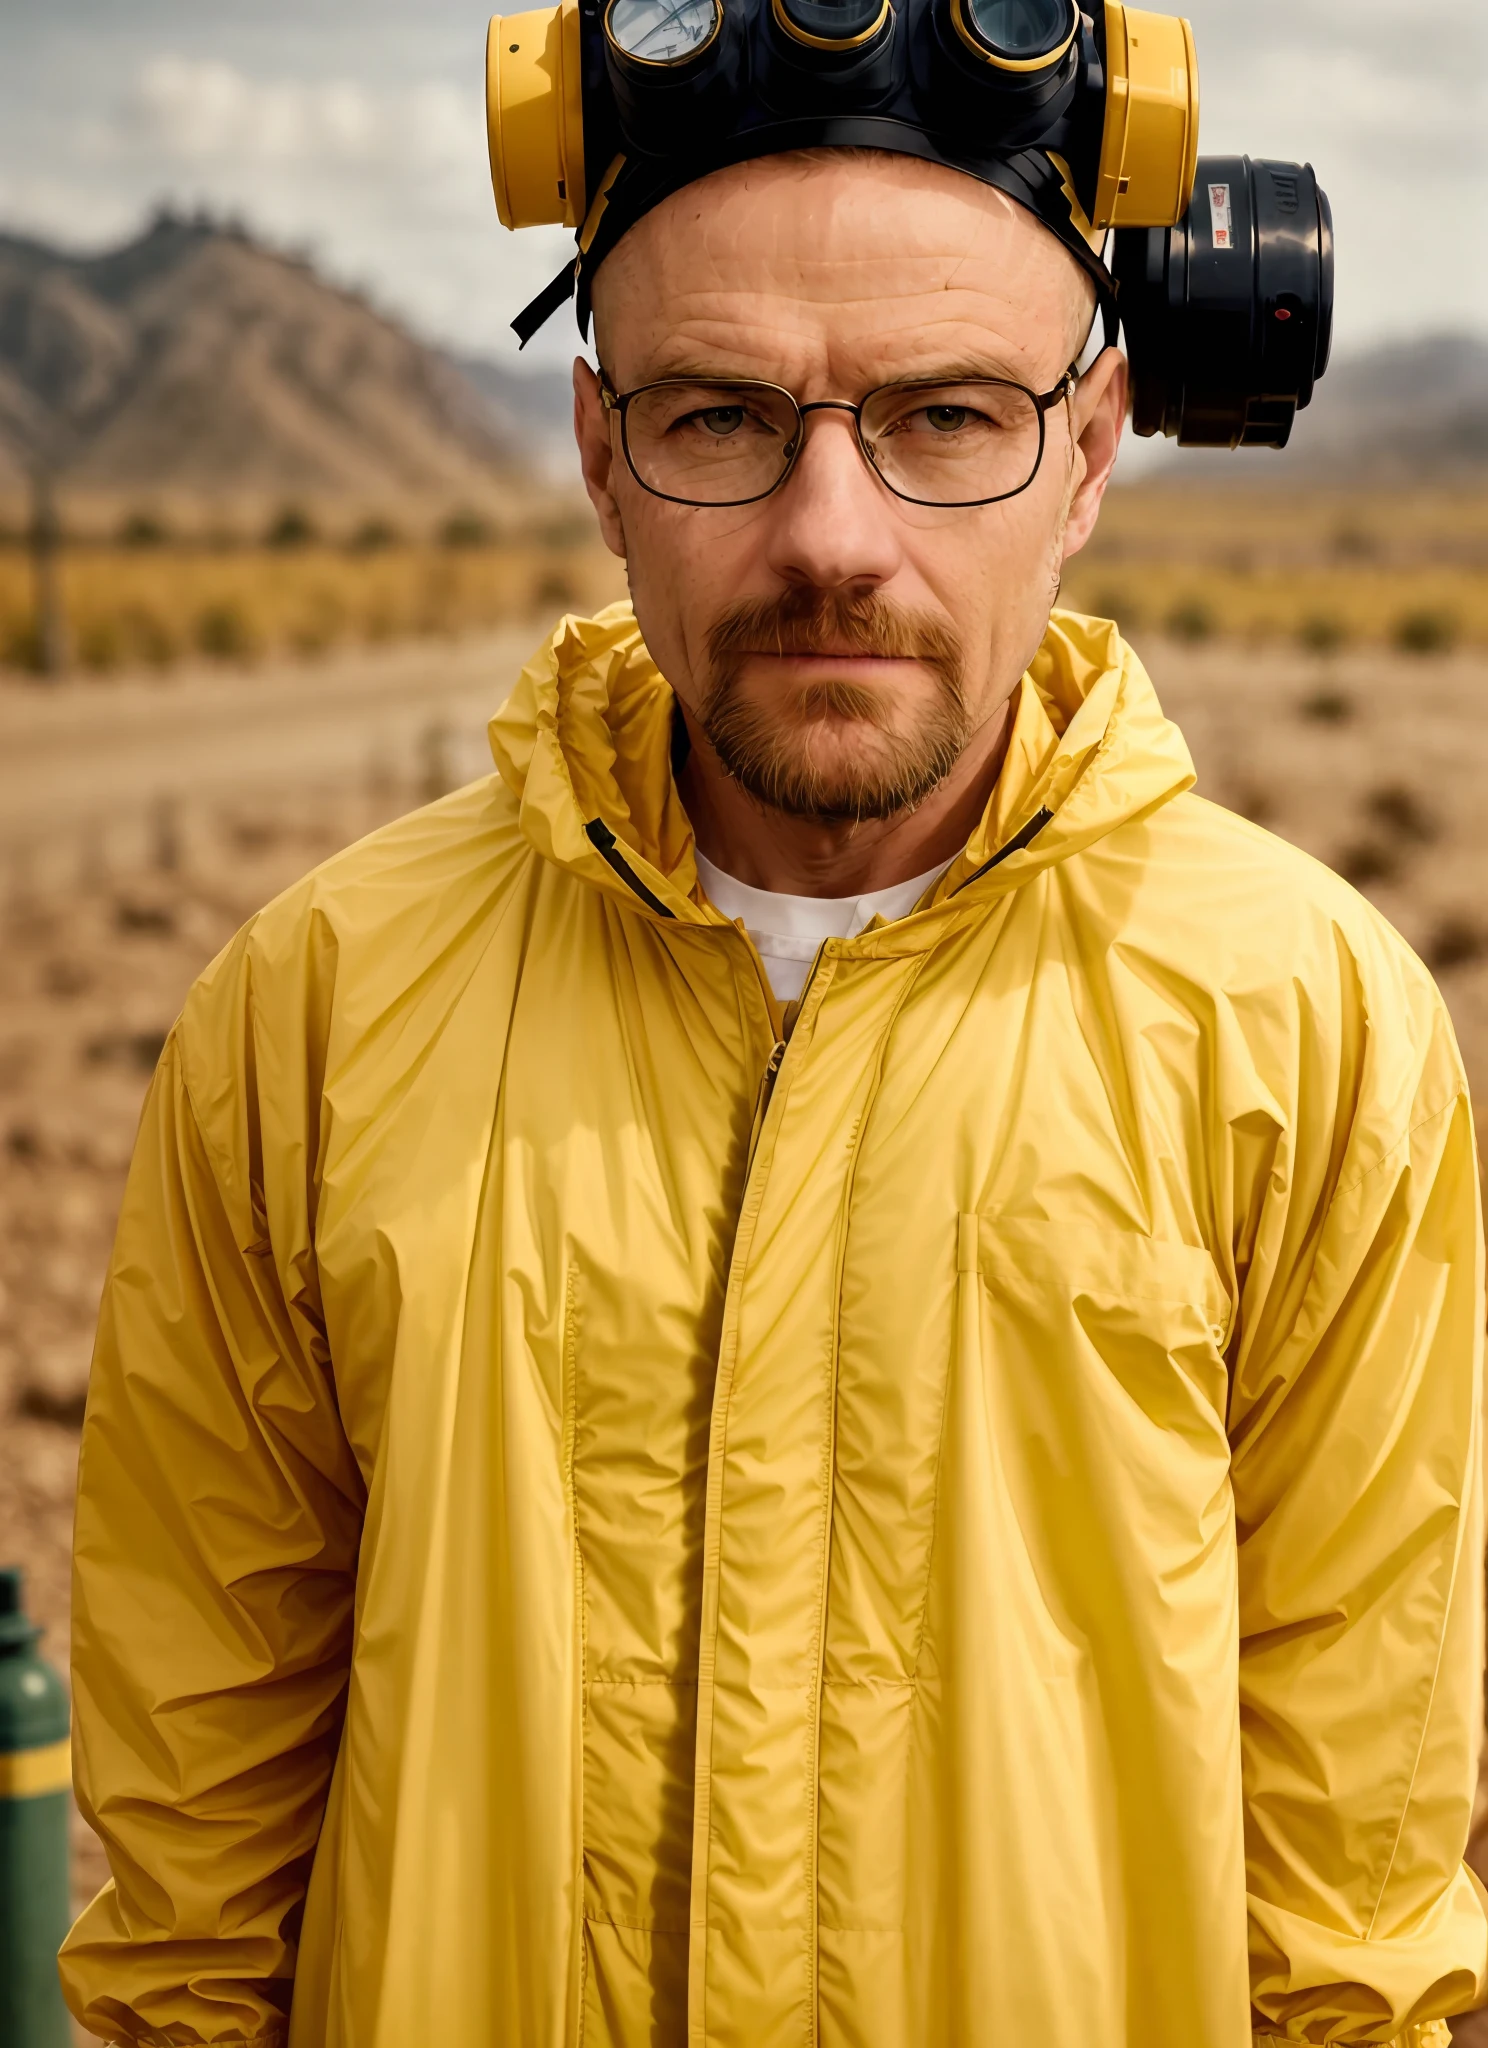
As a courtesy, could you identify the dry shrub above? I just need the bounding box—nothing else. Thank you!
[1426,917,1487,973]
[1366,783,1438,846]
[3,612,40,670]
[1229,783,1276,826]
[1087,585,1144,634]
[196,599,259,660]
[1337,839,1401,888]
[1165,598,1215,644]
[1331,523,1379,562]
[1297,612,1347,654]
[265,506,317,550]
[1393,608,1460,656]
[350,518,400,553]
[77,615,124,671]
[84,1026,169,1072]
[114,900,175,935]
[118,510,170,548]
[1299,688,1353,725]
[440,510,495,549]
[533,566,578,614]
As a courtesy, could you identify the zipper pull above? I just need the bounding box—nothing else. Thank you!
[747,1040,786,1162]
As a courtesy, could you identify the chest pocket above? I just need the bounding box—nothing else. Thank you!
[971,1210,1230,1377]
[965,1212,1235,1585]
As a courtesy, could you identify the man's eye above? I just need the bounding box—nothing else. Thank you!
[689,407,746,436]
[925,405,972,432]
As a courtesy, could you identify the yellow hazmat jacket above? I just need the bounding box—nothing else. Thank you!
[64,606,1486,2048]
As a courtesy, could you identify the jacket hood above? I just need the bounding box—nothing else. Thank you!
[488,600,1195,924]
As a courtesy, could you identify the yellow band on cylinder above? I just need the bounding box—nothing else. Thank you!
[0,1737,71,1799]
[487,2,587,230]
[1093,3,1199,230]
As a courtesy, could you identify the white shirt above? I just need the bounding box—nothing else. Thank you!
[695,850,947,1002]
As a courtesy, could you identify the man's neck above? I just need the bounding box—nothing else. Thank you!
[678,694,1016,897]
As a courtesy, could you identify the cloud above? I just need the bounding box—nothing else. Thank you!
[20,49,577,363]
[104,57,480,176]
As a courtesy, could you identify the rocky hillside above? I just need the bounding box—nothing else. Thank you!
[0,211,529,523]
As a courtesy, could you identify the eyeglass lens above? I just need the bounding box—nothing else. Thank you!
[620,379,1046,507]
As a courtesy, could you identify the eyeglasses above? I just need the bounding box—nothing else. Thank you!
[598,366,1076,510]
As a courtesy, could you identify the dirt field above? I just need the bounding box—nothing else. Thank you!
[3,625,1487,2035]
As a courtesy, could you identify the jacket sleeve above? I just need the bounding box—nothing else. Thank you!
[60,1019,365,2047]
[1229,988,1487,2048]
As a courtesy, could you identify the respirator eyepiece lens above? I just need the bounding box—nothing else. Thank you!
[953,0,1075,66]
[605,0,722,65]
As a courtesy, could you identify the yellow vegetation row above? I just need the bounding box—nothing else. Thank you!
[0,510,1485,675]
[1057,559,1488,653]
[0,543,629,674]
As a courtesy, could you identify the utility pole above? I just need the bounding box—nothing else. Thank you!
[29,467,70,678]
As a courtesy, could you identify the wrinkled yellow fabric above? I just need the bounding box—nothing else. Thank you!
[63,604,1487,2048]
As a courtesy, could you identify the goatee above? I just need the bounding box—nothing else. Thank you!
[700,587,970,825]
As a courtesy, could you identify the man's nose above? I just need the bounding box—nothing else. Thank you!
[760,407,905,591]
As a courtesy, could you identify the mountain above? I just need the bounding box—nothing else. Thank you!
[0,211,535,527]
[1278,331,1488,477]
[448,354,580,485]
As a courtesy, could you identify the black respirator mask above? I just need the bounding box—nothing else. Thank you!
[487,0,1333,449]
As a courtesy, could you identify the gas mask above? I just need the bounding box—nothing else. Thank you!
[488,0,1333,449]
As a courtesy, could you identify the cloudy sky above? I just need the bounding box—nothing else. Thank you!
[0,0,1483,373]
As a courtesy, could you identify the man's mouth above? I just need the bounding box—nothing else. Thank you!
[738,648,927,670]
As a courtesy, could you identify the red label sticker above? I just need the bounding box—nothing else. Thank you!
[1209,182,1234,251]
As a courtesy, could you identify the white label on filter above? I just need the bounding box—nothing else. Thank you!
[1209,182,1234,250]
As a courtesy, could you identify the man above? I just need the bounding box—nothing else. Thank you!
[62,148,1484,2048]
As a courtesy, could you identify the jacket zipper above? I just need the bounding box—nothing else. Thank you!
[688,935,836,2043]
[744,939,829,1168]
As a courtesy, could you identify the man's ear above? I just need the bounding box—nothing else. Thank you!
[574,359,626,560]
[1060,346,1128,565]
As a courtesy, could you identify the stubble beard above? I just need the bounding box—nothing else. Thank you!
[699,588,972,826]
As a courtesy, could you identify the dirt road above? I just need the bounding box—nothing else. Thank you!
[0,627,535,899]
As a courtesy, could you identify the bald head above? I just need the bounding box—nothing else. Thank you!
[591,148,1097,392]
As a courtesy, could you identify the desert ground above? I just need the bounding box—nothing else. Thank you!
[3,615,1488,2037]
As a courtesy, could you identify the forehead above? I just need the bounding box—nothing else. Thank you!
[592,151,1089,394]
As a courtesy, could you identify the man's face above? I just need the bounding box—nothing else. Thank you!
[576,151,1125,824]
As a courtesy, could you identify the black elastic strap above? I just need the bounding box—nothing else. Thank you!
[951,805,1054,896]
[513,260,579,347]
[584,818,676,918]
[669,701,692,778]
[552,129,1120,347]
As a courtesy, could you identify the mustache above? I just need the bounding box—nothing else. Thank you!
[705,586,964,682]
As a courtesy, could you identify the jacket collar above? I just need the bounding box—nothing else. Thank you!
[488,601,1195,926]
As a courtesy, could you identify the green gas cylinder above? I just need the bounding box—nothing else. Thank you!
[0,1566,71,2048]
